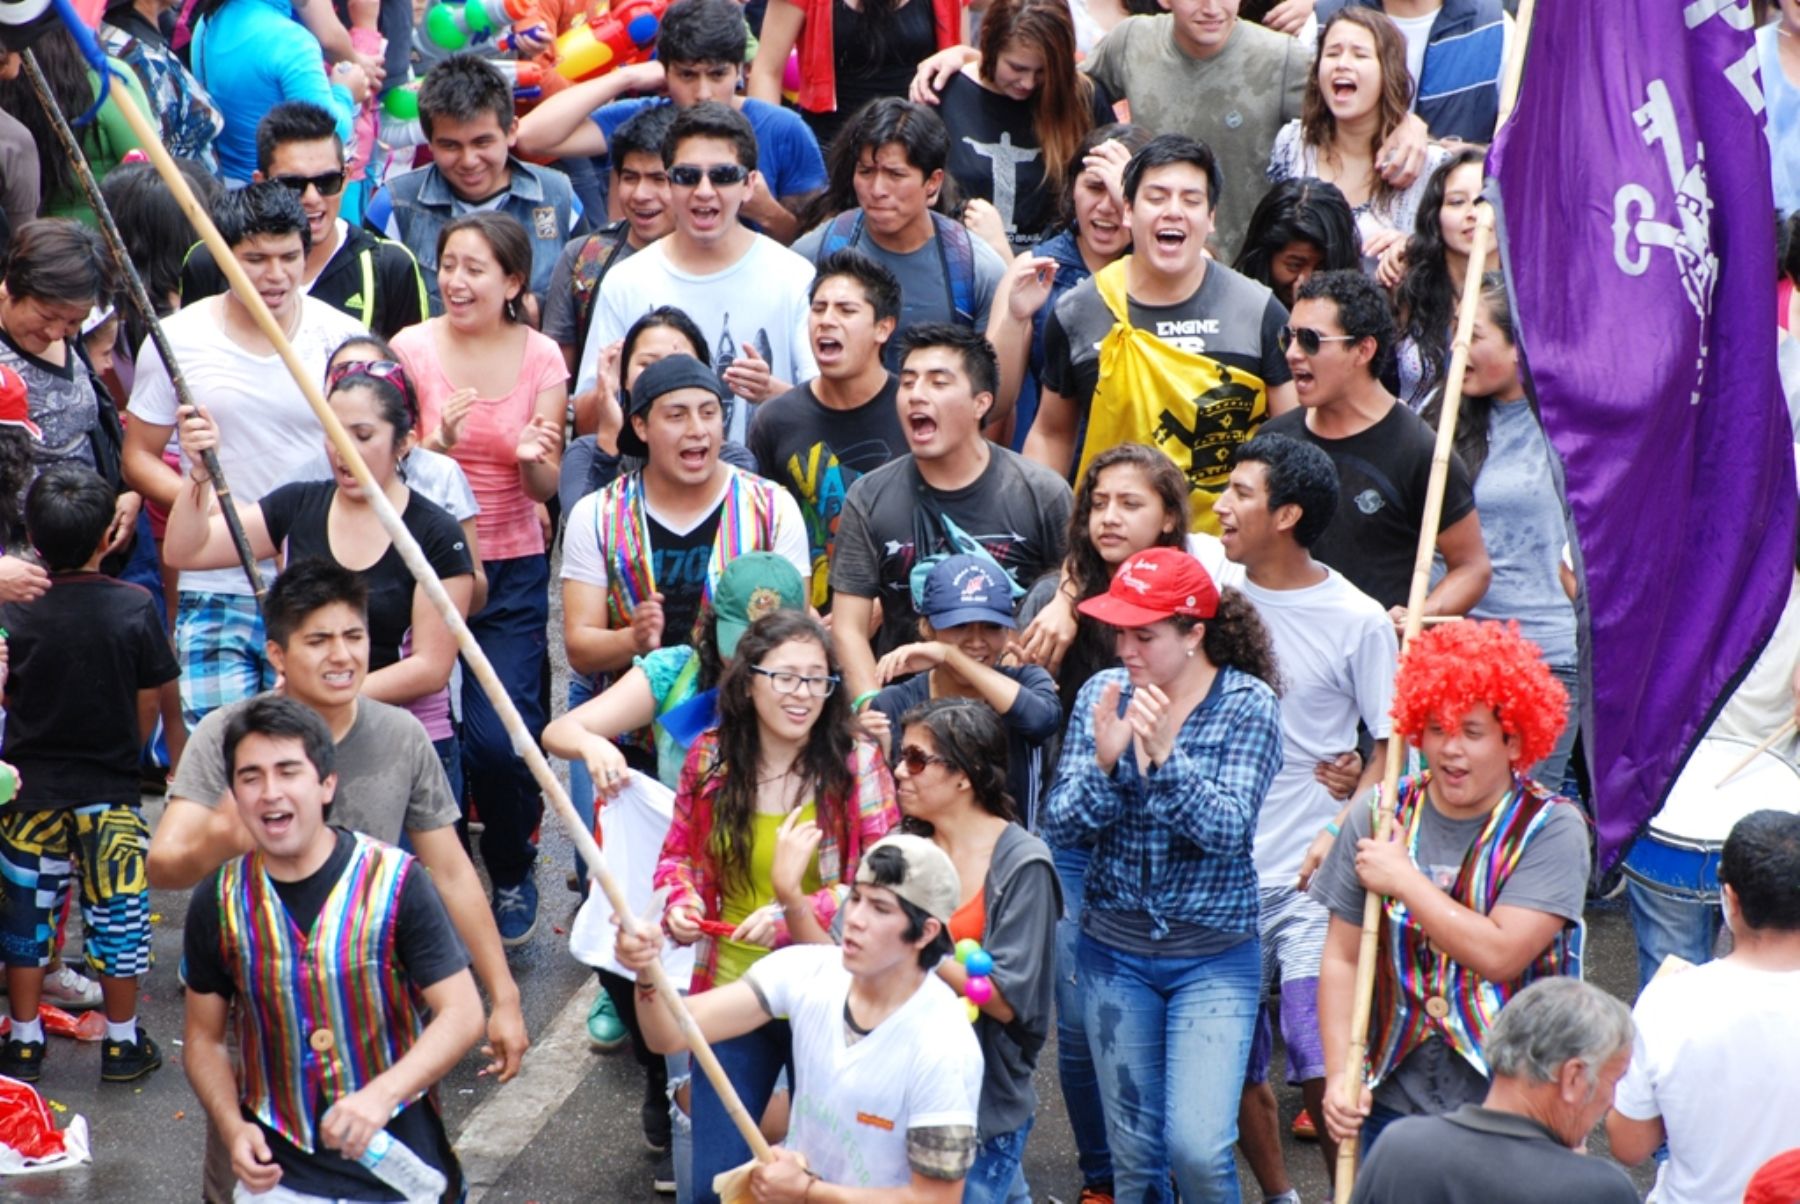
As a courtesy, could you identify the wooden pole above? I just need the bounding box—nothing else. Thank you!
[1333,5,1534,1196]
[18,50,267,606]
[93,81,773,1163]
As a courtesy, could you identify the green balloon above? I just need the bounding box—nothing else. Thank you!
[383,86,421,120]
[464,0,493,35]
[424,4,467,49]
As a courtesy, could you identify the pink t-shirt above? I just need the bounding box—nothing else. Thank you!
[392,321,567,561]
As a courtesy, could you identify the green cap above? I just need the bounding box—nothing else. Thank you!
[712,553,806,657]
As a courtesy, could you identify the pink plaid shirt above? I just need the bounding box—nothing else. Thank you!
[654,731,899,992]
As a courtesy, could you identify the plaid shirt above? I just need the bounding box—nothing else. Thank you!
[1042,666,1283,939]
[654,731,899,992]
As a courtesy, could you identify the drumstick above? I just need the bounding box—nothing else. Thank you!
[1716,717,1799,787]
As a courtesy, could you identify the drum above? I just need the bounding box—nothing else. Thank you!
[1622,736,1800,901]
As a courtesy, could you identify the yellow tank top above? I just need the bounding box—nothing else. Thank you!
[715,801,824,984]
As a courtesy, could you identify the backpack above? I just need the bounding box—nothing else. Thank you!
[570,220,633,366]
[817,209,977,326]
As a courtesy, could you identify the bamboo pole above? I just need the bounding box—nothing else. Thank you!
[1333,4,1534,1196]
[90,79,773,1163]
[19,50,268,606]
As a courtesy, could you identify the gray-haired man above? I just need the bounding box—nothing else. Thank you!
[1350,978,1640,1203]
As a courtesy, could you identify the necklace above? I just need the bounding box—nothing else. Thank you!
[757,763,799,787]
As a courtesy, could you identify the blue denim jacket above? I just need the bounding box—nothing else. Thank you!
[1042,665,1283,938]
[368,158,587,312]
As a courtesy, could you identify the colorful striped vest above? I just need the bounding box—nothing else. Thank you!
[1365,773,1576,1088]
[215,834,425,1153]
[594,467,780,640]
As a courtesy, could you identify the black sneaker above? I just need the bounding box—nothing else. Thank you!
[0,1036,44,1081]
[101,1030,163,1082]
[641,1086,671,1153]
[651,1149,676,1195]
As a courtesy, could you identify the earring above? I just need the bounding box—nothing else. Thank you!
[1186,648,1196,658]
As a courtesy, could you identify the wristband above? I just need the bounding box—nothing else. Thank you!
[1325,820,1342,838]
[850,690,879,713]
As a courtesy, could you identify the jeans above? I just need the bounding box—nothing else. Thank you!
[462,555,549,888]
[1626,878,1723,992]
[1052,844,1113,1190]
[567,673,598,881]
[1535,664,1581,789]
[963,1118,1035,1204]
[689,1020,793,1204]
[1081,931,1262,1204]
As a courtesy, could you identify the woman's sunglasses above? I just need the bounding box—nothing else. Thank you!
[896,746,951,775]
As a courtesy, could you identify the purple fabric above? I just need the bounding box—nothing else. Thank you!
[1491,3,1795,867]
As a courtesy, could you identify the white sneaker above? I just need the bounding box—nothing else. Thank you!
[41,964,103,1011]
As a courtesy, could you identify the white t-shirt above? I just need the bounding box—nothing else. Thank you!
[1388,8,1438,98]
[746,945,983,1191]
[1612,957,1800,1204]
[1238,569,1398,887]
[402,447,480,523]
[561,469,811,594]
[577,236,819,444]
[128,295,366,595]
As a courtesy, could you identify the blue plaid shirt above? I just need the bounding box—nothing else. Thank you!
[1042,666,1283,939]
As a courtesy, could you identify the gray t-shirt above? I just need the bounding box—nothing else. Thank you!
[1454,400,1577,667]
[1350,1105,1641,1204]
[0,334,99,479]
[1083,16,1307,260]
[173,695,460,845]
[791,216,1008,371]
[830,449,1073,655]
[1308,782,1589,1116]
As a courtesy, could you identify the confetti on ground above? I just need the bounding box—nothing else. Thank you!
[149,913,164,924]
[47,1099,66,1113]
[173,1110,185,1121]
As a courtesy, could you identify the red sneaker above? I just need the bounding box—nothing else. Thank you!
[1292,1108,1319,1141]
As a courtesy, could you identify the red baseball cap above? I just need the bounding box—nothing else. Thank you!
[0,366,42,440]
[1077,547,1219,628]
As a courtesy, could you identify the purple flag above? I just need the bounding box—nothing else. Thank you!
[1491,2,1794,867]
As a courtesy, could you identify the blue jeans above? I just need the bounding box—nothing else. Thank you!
[462,555,549,889]
[1081,932,1262,1204]
[689,1020,793,1204]
[1053,844,1112,1190]
[963,1118,1034,1204]
[567,673,598,881]
[1626,878,1722,992]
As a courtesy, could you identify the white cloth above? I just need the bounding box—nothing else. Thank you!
[568,772,696,983]
[127,295,364,595]
[746,944,983,1191]
[402,447,479,523]
[576,236,819,444]
[1612,956,1800,1204]
[560,469,812,591]
[1239,568,1398,887]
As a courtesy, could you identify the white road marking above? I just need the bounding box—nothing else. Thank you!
[455,976,600,1202]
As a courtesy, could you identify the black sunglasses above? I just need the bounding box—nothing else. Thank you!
[896,745,951,775]
[667,163,750,188]
[1279,325,1360,356]
[272,170,347,198]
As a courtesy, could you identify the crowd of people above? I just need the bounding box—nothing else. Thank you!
[0,0,1798,1201]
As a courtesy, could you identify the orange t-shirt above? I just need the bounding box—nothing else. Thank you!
[948,884,986,945]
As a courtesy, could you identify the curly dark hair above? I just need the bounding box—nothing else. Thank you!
[897,697,1015,827]
[1190,588,1282,693]
[1053,444,1189,712]
[1295,269,1398,380]
[0,428,35,551]
[705,611,857,892]
[1395,147,1486,402]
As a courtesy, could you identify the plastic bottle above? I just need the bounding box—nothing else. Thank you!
[357,1130,447,1204]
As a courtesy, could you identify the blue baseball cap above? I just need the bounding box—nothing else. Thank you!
[920,555,1015,630]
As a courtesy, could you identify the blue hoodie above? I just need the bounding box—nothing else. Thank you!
[192,0,355,181]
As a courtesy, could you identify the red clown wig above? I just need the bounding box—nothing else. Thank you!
[1390,620,1568,769]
